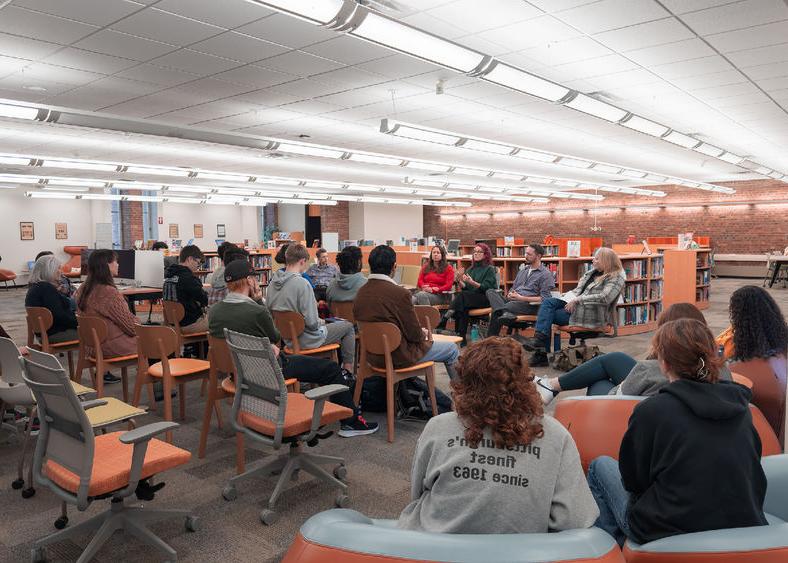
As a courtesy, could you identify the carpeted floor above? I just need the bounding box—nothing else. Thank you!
[1,278,785,562]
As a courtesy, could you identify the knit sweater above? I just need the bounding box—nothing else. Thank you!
[398,413,599,534]
[417,265,455,293]
[462,264,497,293]
[75,284,138,357]
[25,281,77,336]
[208,293,280,342]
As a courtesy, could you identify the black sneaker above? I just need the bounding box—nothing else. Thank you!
[103,372,121,383]
[529,351,549,367]
[338,416,379,438]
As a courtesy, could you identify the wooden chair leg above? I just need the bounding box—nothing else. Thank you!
[198,391,214,459]
[121,366,129,403]
[146,382,156,413]
[386,373,395,443]
[163,377,173,443]
[73,356,85,384]
[425,368,438,417]
[236,432,245,474]
[132,365,143,407]
[95,358,105,398]
[178,383,186,420]
[352,370,366,406]
[214,400,224,431]
[200,378,207,398]
[66,351,75,380]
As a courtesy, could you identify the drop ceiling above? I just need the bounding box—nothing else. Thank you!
[1,0,788,203]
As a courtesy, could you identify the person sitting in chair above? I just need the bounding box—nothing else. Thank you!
[523,247,625,366]
[486,243,554,337]
[306,248,339,302]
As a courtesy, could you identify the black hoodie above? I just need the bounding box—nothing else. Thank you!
[163,263,208,327]
[620,379,767,545]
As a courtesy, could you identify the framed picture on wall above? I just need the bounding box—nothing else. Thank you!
[217,224,226,237]
[55,223,68,240]
[20,222,34,240]
[169,224,179,238]
[193,224,203,238]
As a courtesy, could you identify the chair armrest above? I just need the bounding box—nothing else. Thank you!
[304,384,349,401]
[80,399,108,410]
[119,421,180,445]
[763,454,788,521]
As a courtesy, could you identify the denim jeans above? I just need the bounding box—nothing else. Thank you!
[419,340,460,380]
[534,297,571,336]
[587,456,632,546]
[558,352,637,395]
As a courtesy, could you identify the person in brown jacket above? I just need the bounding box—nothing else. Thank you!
[354,245,459,380]
[75,249,138,359]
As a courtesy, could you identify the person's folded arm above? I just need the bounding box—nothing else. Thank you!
[575,274,625,305]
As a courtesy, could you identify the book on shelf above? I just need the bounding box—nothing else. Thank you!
[696,287,710,302]
[623,282,647,303]
[579,262,594,276]
[649,280,663,300]
[566,240,581,257]
[622,259,647,279]
[250,254,272,269]
[649,302,663,320]
[618,305,650,326]
[543,245,560,256]
[651,256,664,277]
[696,270,710,285]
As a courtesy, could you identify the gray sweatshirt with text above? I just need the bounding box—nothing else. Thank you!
[398,412,599,534]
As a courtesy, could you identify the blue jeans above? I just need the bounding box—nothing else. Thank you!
[587,456,632,546]
[420,340,460,380]
[534,297,571,336]
[558,352,637,395]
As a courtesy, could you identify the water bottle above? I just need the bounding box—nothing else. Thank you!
[470,325,480,342]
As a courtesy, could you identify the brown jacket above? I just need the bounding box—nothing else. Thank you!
[354,276,431,369]
[76,284,138,358]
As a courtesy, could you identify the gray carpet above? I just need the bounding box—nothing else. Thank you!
[1,278,785,562]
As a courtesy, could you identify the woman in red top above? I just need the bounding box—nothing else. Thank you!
[413,245,455,306]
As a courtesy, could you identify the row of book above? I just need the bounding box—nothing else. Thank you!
[251,254,272,269]
[697,270,710,285]
[696,287,710,302]
[651,257,664,277]
[623,259,648,279]
[650,280,663,300]
[622,282,647,303]
[618,305,650,326]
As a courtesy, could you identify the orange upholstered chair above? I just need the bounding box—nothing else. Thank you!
[61,246,86,278]
[21,354,196,562]
[730,356,787,446]
[282,509,625,563]
[0,267,17,288]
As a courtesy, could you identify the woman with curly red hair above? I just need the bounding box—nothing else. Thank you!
[398,337,598,534]
[435,243,497,346]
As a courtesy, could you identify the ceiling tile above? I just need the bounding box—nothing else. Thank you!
[658,0,744,16]
[111,8,223,46]
[12,0,143,26]
[236,13,336,49]
[594,18,694,52]
[46,77,158,110]
[42,47,139,75]
[278,99,345,116]
[74,30,178,61]
[425,0,541,33]
[116,63,199,87]
[0,55,31,78]
[756,75,788,92]
[355,54,439,80]
[302,37,392,66]
[521,36,613,66]
[669,69,747,89]
[679,0,788,36]
[399,11,472,40]
[651,55,734,79]
[726,43,788,69]
[190,32,289,64]
[233,87,302,107]
[626,38,717,66]
[257,51,344,77]
[745,60,788,80]
[6,62,104,87]
[690,81,759,100]
[553,0,670,35]
[704,20,788,53]
[0,6,99,45]
[0,32,62,61]
[154,0,272,29]
[151,49,242,76]
[477,15,582,52]
[550,54,639,81]
[527,0,606,12]
[214,64,295,89]
[167,77,253,102]
[312,67,386,88]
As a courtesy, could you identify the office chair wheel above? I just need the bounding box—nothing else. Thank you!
[260,509,279,526]
[333,465,347,481]
[185,515,199,532]
[290,469,300,481]
[335,493,350,508]
[31,547,46,563]
[22,487,35,499]
[12,478,24,489]
[54,516,68,530]
[221,485,237,501]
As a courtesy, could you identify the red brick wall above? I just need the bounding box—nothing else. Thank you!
[120,196,144,249]
[320,201,349,241]
[423,179,788,253]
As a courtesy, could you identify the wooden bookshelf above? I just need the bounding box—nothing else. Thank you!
[201,248,276,289]
[459,237,602,259]
[662,248,711,311]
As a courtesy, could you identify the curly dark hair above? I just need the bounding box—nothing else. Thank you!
[336,245,362,274]
[452,337,544,449]
[729,285,788,361]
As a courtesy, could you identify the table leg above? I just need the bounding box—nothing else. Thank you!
[770,262,782,288]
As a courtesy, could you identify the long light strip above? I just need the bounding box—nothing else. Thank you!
[381,120,734,194]
[246,0,783,181]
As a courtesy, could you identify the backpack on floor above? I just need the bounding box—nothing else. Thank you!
[549,345,603,372]
[397,378,453,420]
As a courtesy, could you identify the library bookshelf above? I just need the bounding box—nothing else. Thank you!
[201,249,275,289]
[460,237,602,259]
[451,253,663,336]
[661,248,711,311]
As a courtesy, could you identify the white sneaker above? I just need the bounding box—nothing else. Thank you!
[534,376,557,405]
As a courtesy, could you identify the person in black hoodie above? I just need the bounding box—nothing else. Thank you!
[25,255,78,343]
[163,245,209,334]
[587,318,767,546]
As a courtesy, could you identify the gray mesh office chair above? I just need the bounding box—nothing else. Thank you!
[21,356,197,563]
[221,329,352,525]
[0,337,36,493]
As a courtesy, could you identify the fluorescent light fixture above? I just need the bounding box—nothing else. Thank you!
[557,157,593,169]
[215,187,258,196]
[663,131,700,149]
[162,197,206,204]
[525,177,552,184]
[302,181,344,190]
[592,164,621,174]
[621,170,647,179]
[26,191,77,199]
[346,184,383,192]
[0,103,39,120]
[254,176,301,186]
[620,115,669,137]
[452,167,490,177]
[719,152,744,165]
[46,178,107,188]
[404,178,446,188]
[755,166,772,175]
[511,148,556,163]
[405,161,452,172]
[196,172,251,182]
[42,159,118,172]
[350,11,486,73]
[645,174,667,182]
[275,143,345,159]
[460,139,513,155]
[481,62,569,102]
[125,166,190,177]
[491,172,523,181]
[553,180,578,187]
[381,121,460,145]
[165,185,214,194]
[112,182,163,191]
[0,155,32,165]
[768,171,784,179]
[348,153,403,166]
[249,0,343,25]
[694,143,724,158]
[0,174,39,184]
[564,94,628,123]
[0,184,16,189]
[41,186,89,192]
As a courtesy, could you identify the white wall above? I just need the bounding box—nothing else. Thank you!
[156,202,262,251]
[362,203,423,242]
[348,202,365,240]
[277,203,306,233]
[0,189,106,281]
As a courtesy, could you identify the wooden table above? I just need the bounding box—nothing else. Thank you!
[119,286,163,317]
[768,256,788,287]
